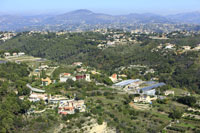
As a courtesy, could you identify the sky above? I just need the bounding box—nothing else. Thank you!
[0,0,200,15]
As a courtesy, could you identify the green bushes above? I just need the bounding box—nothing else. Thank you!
[169,108,183,119]
[62,114,78,121]
[177,96,197,107]
[97,117,103,125]
[0,63,31,132]
[166,126,185,132]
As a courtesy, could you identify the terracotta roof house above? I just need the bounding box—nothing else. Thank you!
[60,73,76,82]
[109,73,118,82]
[42,77,52,86]
[58,99,86,115]
[63,73,71,76]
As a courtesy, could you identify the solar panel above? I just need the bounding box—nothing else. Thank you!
[141,83,166,91]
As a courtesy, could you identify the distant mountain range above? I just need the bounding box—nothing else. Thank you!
[0,9,200,31]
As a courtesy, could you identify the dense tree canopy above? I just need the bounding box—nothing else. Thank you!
[0,63,31,132]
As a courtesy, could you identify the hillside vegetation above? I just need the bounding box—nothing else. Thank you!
[0,32,200,93]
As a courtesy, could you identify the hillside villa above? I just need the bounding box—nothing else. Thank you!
[109,73,118,83]
[134,95,157,104]
[76,74,91,82]
[58,99,86,115]
[42,77,52,86]
[59,73,75,82]
[29,93,48,102]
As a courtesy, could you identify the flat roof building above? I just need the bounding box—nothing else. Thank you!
[114,79,141,88]
[138,83,166,96]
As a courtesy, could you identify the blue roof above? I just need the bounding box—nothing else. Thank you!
[114,79,141,87]
[145,81,156,85]
[0,60,7,64]
[141,83,166,91]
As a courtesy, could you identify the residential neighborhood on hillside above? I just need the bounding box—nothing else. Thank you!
[1,9,200,132]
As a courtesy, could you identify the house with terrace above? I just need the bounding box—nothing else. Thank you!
[76,74,91,82]
[29,93,48,102]
[134,95,157,104]
[42,77,52,86]
[59,73,76,82]
[58,99,86,115]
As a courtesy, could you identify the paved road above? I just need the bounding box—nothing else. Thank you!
[26,84,45,93]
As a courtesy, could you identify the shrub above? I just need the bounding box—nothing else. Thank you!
[97,117,103,125]
[177,96,197,107]
[169,109,183,119]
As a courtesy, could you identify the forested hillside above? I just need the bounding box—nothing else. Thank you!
[1,32,200,93]
[0,63,30,132]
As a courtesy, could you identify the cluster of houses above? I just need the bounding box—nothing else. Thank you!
[181,44,200,52]
[25,59,174,114]
[4,52,25,57]
[30,62,92,87]
[133,90,174,104]
[113,79,168,104]
[152,43,176,52]
[152,43,200,55]
[133,95,157,104]
[30,65,52,85]
[26,65,88,115]
[24,62,106,115]
[29,92,48,102]
[25,84,47,102]
[97,31,140,49]
[59,62,91,83]
[23,84,86,115]
[58,99,86,115]
[41,73,91,87]
[31,64,57,83]
[113,79,176,104]
[37,62,91,86]
[0,32,16,41]
[59,73,91,83]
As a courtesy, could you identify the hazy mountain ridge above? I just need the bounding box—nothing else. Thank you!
[167,12,200,24]
[0,9,200,31]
